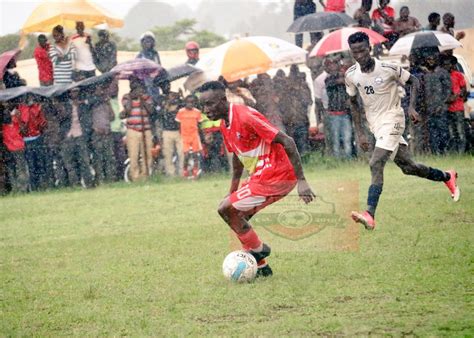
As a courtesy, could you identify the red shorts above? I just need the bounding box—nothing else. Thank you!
[229,179,297,215]
[182,136,202,152]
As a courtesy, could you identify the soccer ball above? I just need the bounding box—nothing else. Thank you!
[222,250,258,283]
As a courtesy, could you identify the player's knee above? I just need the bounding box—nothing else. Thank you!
[217,199,232,218]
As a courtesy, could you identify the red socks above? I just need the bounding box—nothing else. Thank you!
[237,228,262,251]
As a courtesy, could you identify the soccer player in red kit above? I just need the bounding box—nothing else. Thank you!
[198,81,315,277]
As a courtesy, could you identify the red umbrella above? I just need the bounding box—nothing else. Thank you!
[309,27,387,57]
[111,58,164,80]
[0,48,21,79]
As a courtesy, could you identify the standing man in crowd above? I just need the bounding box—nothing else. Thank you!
[425,12,440,31]
[345,32,460,230]
[185,41,200,66]
[293,0,317,48]
[440,13,465,42]
[93,30,117,73]
[423,52,451,155]
[34,35,54,86]
[49,25,76,85]
[444,56,467,153]
[121,78,154,182]
[71,21,96,81]
[393,6,421,38]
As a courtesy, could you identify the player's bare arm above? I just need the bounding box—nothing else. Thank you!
[349,95,369,152]
[229,154,243,194]
[405,74,421,123]
[273,131,315,204]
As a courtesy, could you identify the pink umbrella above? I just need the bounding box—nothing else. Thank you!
[309,27,387,57]
[0,48,21,79]
[111,58,164,80]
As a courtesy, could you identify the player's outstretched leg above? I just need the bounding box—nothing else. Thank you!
[218,198,273,277]
[393,145,460,201]
[352,148,392,230]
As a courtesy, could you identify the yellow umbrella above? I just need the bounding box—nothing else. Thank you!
[21,0,123,35]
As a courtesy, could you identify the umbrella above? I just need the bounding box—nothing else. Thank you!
[193,36,307,83]
[111,58,165,80]
[21,0,123,35]
[389,31,462,56]
[287,12,356,33]
[309,27,387,57]
[0,49,21,79]
[165,64,200,82]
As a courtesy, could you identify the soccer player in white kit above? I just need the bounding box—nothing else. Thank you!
[345,32,460,230]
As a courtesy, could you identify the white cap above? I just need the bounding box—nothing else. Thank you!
[140,31,155,41]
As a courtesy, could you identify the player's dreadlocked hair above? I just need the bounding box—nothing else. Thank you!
[198,81,226,93]
[348,32,370,47]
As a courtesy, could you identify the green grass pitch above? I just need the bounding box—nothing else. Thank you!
[1,155,473,336]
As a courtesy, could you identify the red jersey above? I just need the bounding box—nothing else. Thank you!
[34,44,53,83]
[449,70,466,112]
[18,103,47,138]
[220,104,296,195]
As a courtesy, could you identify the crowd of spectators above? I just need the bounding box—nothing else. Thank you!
[0,2,473,195]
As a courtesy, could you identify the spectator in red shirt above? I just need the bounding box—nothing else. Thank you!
[34,35,54,86]
[372,0,397,50]
[18,95,48,190]
[319,0,345,12]
[2,102,28,193]
[444,56,468,153]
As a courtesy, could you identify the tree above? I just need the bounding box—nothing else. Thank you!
[151,19,225,51]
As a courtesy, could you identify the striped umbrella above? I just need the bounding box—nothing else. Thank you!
[194,36,307,82]
[309,27,387,57]
[111,58,164,80]
[389,31,462,56]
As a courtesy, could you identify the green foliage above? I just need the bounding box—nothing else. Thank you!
[1,155,473,336]
[0,34,36,60]
[151,19,225,51]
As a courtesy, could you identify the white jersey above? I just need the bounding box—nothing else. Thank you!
[345,58,410,133]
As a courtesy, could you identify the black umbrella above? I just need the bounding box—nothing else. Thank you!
[153,64,200,85]
[287,12,355,33]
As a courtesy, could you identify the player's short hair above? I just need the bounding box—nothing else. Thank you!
[198,81,226,93]
[428,12,440,23]
[185,94,196,101]
[400,5,409,12]
[52,25,64,34]
[348,32,370,47]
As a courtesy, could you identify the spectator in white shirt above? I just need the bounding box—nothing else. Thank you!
[71,21,96,81]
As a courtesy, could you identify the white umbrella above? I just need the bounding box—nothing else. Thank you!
[389,31,462,56]
[189,36,307,86]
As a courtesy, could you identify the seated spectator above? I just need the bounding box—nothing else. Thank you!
[121,78,154,181]
[49,25,76,85]
[185,41,200,65]
[319,0,345,12]
[393,6,421,38]
[18,94,48,191]
[57,88,94,188]
[176,95,203,178]
[372,0,397,50]
[2,102,28,193]
[93,29,117,73]
[3,57,26,89]
[71,21,96,81]
[425,12,440,31]
[444,56,468,153]
[440,13,465,41]
[34,35,54,86]
[90,85,117,184]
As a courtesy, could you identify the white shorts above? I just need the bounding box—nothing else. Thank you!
[373,122,407,152]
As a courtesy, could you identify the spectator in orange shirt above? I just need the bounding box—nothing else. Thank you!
[319,0,345,12]
[176,95,203,179]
